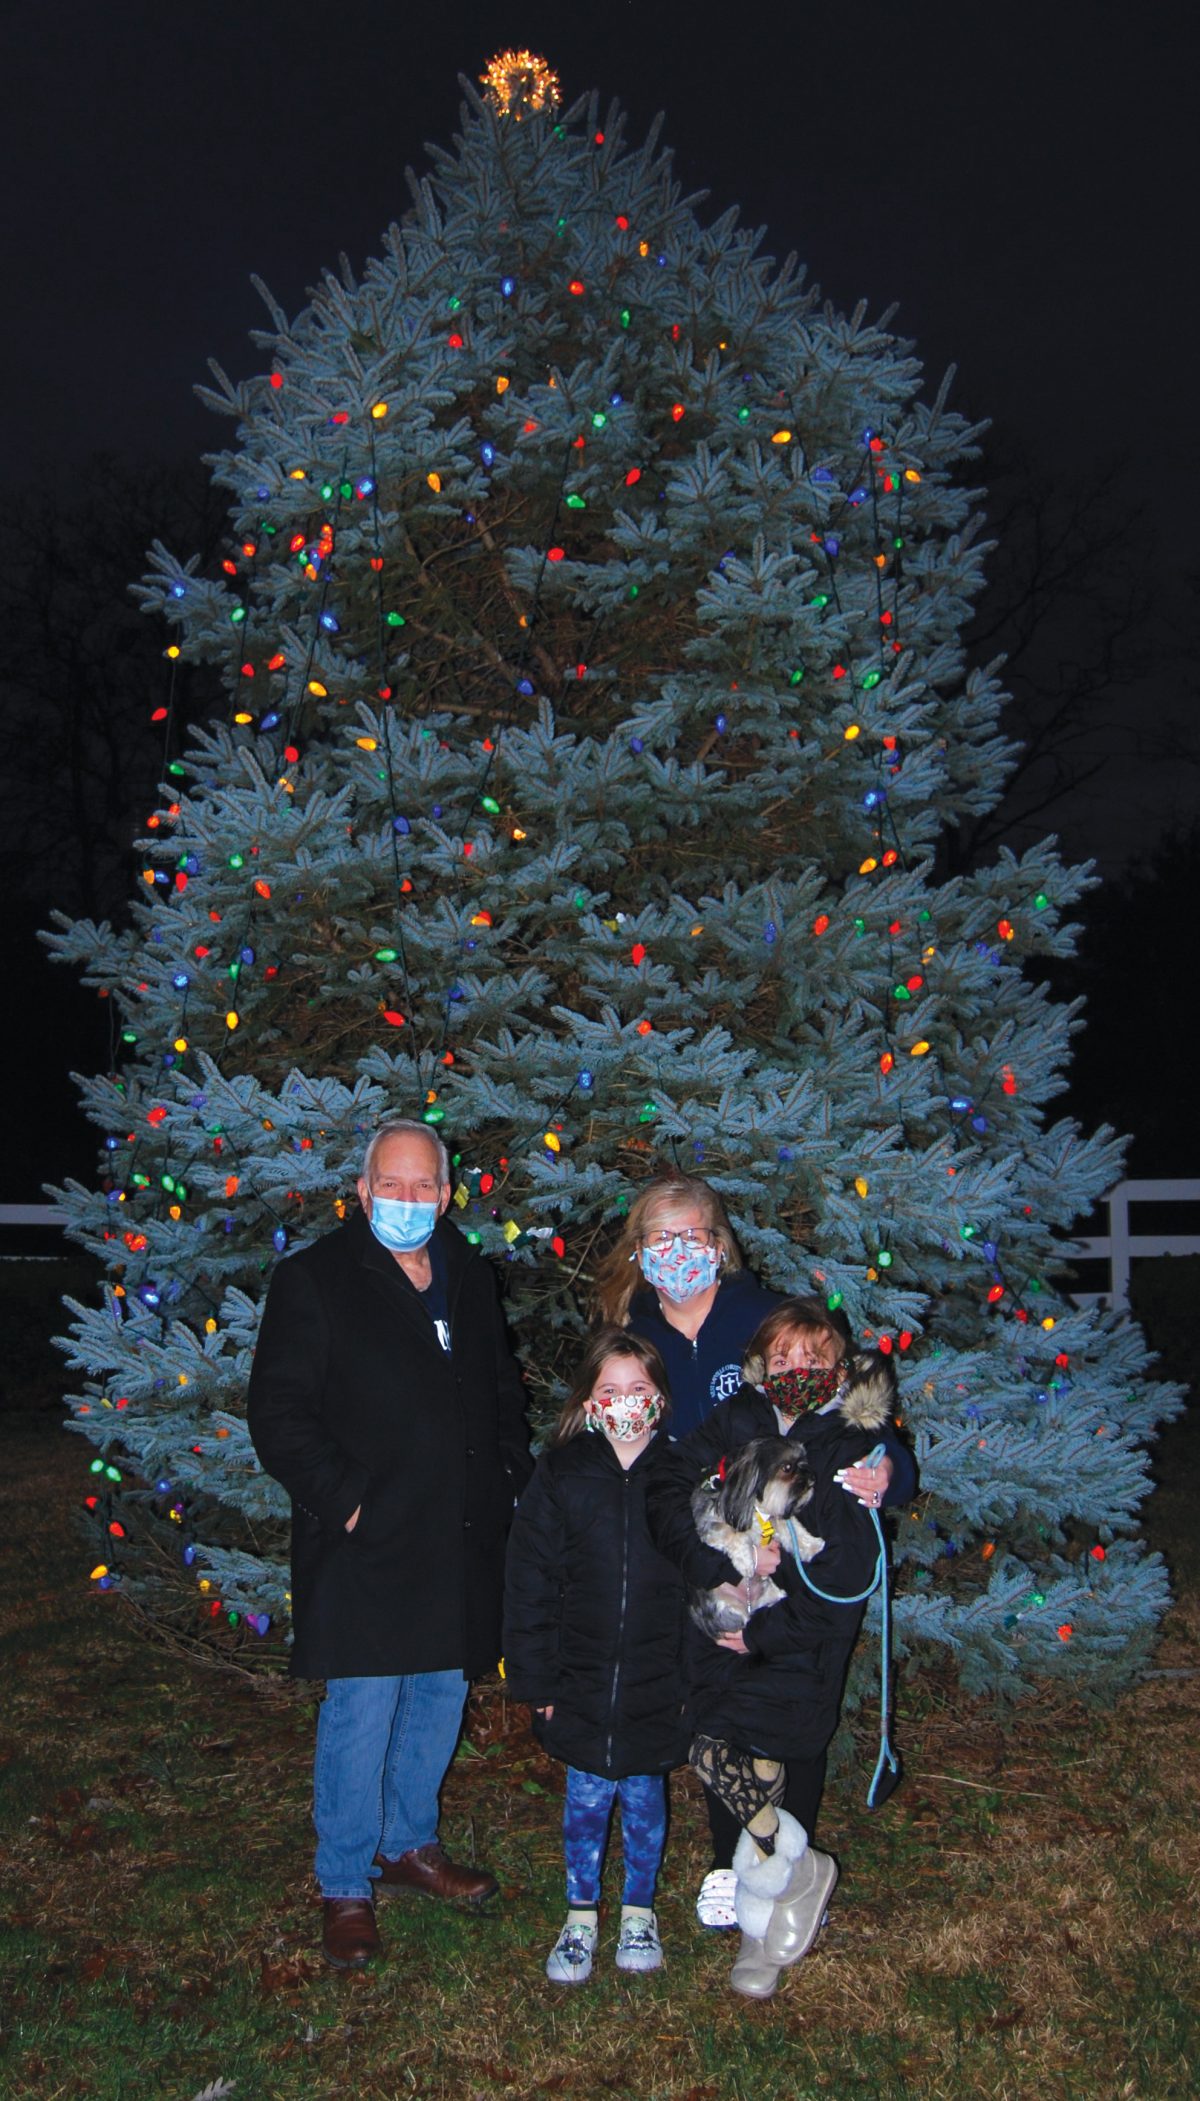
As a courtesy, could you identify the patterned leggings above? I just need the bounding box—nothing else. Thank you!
[563,1766,667,1909]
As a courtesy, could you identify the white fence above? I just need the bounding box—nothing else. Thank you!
[5,1185,1200,1308]
[1072,1179,1200,1310]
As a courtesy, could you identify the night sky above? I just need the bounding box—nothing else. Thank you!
[2,4,1194,1193]
[8,3,1194,859]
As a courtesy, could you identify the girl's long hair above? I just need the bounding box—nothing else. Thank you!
[741,1296,853,1388]
[550,1326,672,1446]
[591,1172,744,1325]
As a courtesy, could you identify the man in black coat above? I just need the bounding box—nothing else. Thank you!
[247,1119,531,1968]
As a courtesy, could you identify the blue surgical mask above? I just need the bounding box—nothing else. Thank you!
[367,1195,439,1254]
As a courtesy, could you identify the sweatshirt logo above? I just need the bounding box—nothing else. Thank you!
[710,1361,741,1403]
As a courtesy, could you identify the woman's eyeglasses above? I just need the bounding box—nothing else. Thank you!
[641,1228,716,1253]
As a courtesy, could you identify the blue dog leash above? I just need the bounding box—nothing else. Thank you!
[780,1443,901,1810]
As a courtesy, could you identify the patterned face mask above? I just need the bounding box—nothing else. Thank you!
[638,1235,722,1302]
[587,1390,665,1443]
[762,1364,842,1420]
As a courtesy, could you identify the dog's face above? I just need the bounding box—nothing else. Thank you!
[716,1436,816,1533]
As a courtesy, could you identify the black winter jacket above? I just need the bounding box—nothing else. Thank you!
[247,1208,531,1679]
[645,1355,897,1762]
[503,1430,689,1778]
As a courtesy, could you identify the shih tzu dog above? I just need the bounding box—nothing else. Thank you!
[689,1436,826,1639]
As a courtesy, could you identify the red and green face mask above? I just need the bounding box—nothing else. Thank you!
[763,1364,841,1420]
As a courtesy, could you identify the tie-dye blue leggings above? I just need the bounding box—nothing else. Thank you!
[563,1765,667,1908]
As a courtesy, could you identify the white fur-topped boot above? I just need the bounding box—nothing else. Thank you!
[728,1810,808,2000]
[762,1844,838,1967]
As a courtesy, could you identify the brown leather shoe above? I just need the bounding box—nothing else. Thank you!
[373,1841,497,1907]
[322,1896,380,1968]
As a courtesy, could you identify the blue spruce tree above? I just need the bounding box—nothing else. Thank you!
[47,56,1175,1695]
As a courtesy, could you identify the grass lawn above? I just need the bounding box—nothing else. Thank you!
[1,1320,1197,2099]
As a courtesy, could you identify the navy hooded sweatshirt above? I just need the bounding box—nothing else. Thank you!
[626,1270,782,1441]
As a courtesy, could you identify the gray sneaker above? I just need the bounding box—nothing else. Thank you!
[545,1917,597,1984]
[615,1912,663,1973]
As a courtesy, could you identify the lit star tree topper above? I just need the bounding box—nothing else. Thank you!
[480,48,562,121]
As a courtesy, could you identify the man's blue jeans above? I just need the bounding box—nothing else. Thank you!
[314,1670,468,1900]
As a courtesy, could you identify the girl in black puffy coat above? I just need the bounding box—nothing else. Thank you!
[503,1327,688,1986]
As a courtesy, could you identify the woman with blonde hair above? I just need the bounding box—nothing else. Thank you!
[592,1172,775,1441]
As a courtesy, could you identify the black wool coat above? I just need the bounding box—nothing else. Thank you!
[503,1430,690,1779]
[645,1357,898,1762]
[247,1208,531,1679]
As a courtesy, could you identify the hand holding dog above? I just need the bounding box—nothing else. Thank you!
[755,1539,781,1576]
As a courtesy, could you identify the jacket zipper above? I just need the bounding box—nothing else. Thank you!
[604,1469,632,1774]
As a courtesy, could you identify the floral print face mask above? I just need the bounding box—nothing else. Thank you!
[762,1364,842,1420]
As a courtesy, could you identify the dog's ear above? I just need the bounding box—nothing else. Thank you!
[719,1444,763,1533]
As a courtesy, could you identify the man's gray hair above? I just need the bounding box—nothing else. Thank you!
[361,1120,451,1188]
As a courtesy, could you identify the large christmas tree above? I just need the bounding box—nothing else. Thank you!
[48,57,1175,1696]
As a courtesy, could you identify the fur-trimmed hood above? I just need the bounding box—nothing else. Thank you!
[835,1350,898,1434]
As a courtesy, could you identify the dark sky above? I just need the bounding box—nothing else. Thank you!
[6,1,1196,860]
